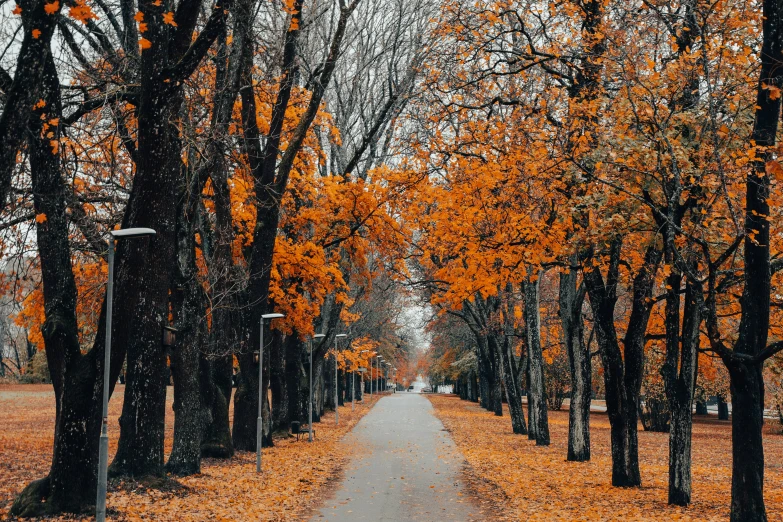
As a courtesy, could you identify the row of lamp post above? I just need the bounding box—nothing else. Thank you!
[95,229,384,519]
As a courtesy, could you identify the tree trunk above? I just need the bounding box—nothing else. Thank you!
[559,263,590,461]
[166,206,210,475]
[0,0,61,214]
[270,329,287,433]
[583,238,658,487]
[727,362,766,521]
[200,355,234,458]
[232,352,272,451]
[13,0,230,511]
[717,396,729,420]
[325,356,336,410]
[109,84,185,479]
[286,334,305,425]
[524,275,549,445]
[9,51,86,517]
[491,341,503,416]
[722,1,781,519]
[492,334,527,434]
[662,266,700,505]
[198,7,247,459]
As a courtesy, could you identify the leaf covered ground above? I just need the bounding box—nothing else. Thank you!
[427,394,783,521]
[0,384,379,521]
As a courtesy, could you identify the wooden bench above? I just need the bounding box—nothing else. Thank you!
[291,421,315,441]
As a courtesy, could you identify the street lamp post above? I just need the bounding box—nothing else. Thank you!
[333,333,347,425]
[309,334,325,442]
[96,227,156,522]
[257,313,284,473]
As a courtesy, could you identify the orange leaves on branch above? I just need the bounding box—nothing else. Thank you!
[766,160,783,178]
[762,82,782,100]
[68,0,97,24]
[44,1,59,15]
[162,11,177,26]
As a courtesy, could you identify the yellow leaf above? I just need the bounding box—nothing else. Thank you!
[139,37,152,50]
[32,29,41,39]
[163,11,177,26]
[35,214,47,224]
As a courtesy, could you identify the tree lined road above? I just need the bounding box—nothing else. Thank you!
[310,391,483,521]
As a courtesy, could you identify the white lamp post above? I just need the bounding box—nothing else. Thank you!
[310,334,326,442]
[334,333,347,425]
[257,313,284,472]
[96,227,156,522]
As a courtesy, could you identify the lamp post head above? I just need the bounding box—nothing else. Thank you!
[110,227,156,239]
[335,333,347,338]
[313,334,326,339]
[261,313,285,320]
[360,350,369,353]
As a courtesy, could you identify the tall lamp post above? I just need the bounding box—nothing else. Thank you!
[333,333,347,424]
[309,333,326,442]
[257,313,284,473]
[96,227,156,522]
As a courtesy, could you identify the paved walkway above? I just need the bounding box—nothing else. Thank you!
[310,392,483,521]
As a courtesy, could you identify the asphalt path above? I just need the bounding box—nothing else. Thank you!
[310,391,484,521]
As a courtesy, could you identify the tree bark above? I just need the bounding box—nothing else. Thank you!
[727,362,766,521]
[110,0,231,478]
[200,355,234,458]
[166,195,210,475]
[662,271,700,505]
[9,50,86,518]
[491,333,527,434]
[524,275,549,445]
[717,396,729,420]
[0,0,62,214]
[559,264,590,461]
[583,238,659,487]
[712,0,783,519]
